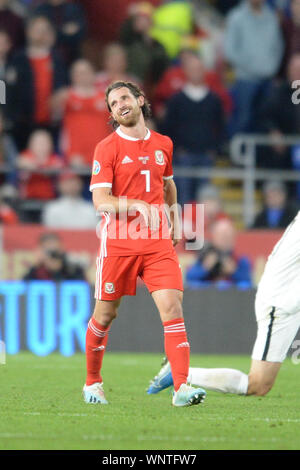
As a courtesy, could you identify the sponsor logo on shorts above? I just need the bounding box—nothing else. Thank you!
[155,150,164,165]
[93,160,101,175]
[105,282,115,294]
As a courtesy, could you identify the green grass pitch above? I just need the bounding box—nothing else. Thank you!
[0,352,299,450]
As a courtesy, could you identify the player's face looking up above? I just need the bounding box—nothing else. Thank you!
[107,86,144,128]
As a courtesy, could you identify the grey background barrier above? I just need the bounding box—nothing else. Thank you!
[109,288,258,355]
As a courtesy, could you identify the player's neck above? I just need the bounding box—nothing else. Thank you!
[119,119,148,141]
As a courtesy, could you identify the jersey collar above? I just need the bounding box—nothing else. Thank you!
[116,126,151,141]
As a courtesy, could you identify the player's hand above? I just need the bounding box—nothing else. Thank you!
[130,201,160,231]
[202,251,219,271]
[17,158,37,171]
[169,222,180,246]
[270,130,286,154]
[70,154,86,168]
[62,22,80,35]
[149,204,161,231]
[221,256,237,275]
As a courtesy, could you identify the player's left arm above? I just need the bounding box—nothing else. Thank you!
[164,178,180,246]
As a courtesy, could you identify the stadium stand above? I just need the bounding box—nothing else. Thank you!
[0,0,300,287]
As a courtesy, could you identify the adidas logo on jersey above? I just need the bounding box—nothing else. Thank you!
[122,156,133,164]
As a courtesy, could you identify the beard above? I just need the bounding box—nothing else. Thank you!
[114,105,142,127]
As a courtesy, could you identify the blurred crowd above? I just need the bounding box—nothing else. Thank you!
[1,0,300,286]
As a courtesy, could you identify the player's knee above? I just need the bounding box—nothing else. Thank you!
[253,384,273,396]
[247,376,273,396]
[103,310,118,326]
[93,308,117,327]
[163,301,183,320]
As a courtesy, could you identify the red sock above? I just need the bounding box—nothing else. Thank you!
[163,317,190,392]
[85,317,110,386]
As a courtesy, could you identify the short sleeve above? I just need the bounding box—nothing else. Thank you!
[89,141,114,192]
[163,137,174,180]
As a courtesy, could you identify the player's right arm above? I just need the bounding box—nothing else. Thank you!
[92,186,160,231]
[90,140,159,230]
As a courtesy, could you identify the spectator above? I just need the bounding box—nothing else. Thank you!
[0,0,25,50]
[96,42,140,93]
[153,47,232,119]
[119,1,169,93]
[0,185,19,224]
[150,0,193,59]
[183,184,231,242]
[23,231,87,280]
[280,0,300,76]
[0,29,22,134]
[265,0,290,11]
[42,171,97,229]
[224,0,284,136]
[186,218,252,288]
[0,28,12,81]
[17,129,63,201]
[162,53,224,205]
[213,1,241,15]
[10,15,68,150]
[258,53,300,170]
[0,110,18,185]
[8,1,29,17]
[252,181,299,229]
[52,58,110,169]
[32,0,86,65]
[189,3,225,72]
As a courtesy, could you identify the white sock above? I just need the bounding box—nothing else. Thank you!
[188,368,248,395]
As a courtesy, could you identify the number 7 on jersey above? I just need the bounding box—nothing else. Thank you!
[141,170,150,192]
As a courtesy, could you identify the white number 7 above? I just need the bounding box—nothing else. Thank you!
[141,170,150,192]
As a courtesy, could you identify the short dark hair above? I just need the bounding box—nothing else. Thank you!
[105,81,151,128]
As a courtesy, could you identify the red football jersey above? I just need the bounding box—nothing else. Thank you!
[90,127,175,256]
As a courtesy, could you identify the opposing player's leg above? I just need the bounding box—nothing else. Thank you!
[147,357,173,394]
[151,288,206,406]
[148,306,300,397]
[147,358,249,395]
[247,306,300,395]
[83,298,121,404]
[247,359,281,396]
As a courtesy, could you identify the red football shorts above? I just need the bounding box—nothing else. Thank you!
[94,248,183,300]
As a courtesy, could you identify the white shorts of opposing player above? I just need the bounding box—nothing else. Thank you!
[253,212,300,363]
[252,303,300,363]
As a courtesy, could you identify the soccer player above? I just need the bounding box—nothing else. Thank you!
[83,81,206,407]
[148,215,300,396]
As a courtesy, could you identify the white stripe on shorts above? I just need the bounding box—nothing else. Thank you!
[95,212,109,300]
